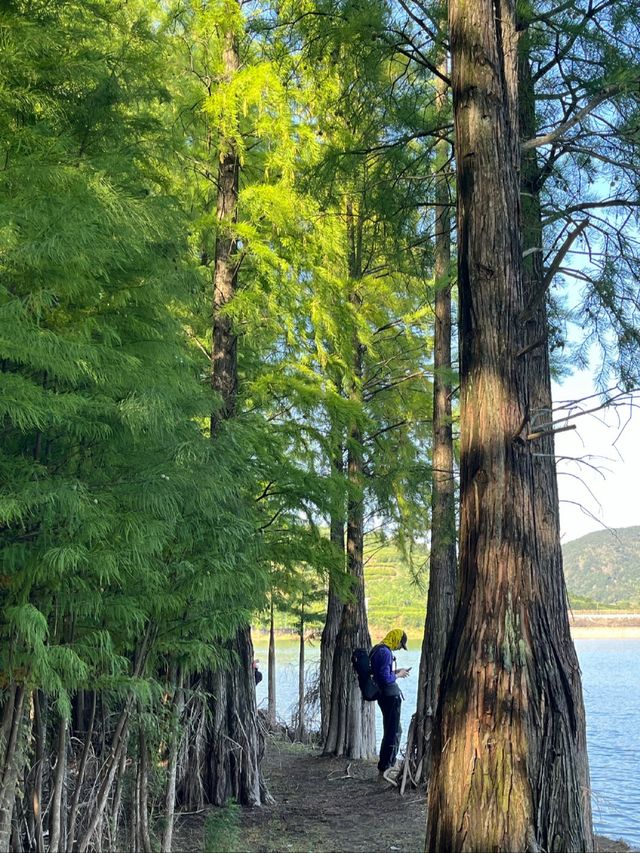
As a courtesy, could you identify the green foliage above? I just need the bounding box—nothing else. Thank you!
[522,2,640,387]
[0,0,266,717]
[262,534,429,634]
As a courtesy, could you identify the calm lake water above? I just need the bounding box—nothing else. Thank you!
[254,637,640,849]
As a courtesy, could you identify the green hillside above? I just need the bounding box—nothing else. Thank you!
[366,527,640,625]
[364,540,428,635]
[267,526,640,637]
[563,526,640,608]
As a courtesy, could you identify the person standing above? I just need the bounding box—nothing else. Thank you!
[370,629,410,780]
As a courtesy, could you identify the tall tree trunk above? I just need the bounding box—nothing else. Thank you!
[427,3,593,850]
[324,208,376,758]
[161,671,184,853]
[30,690,45,853]
[0,685,25,852]
[296,600,305,741]
[210,22,239,438]
[268,594,277,726]
[49,716,67,853]
[410,56,457,789]
[110,741,128,849]
[319,443,345,744]
[68,690,97,853]
[137,723,152,853]
[203,9,264,807]
[518,34,593,848]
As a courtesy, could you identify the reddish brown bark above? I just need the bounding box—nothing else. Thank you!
[324,233,376,756]
[427,3,593,850]
[204,10,265,808]
[411,58,457,788]
[319,444,345,745]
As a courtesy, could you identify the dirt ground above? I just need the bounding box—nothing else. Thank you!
[173,737,632,853]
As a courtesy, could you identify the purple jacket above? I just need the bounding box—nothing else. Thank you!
[370,644,401,697]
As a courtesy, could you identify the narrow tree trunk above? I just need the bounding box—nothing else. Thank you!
[110,740,128,849]
[324,219,376,758]
[78,626,153,853]
[210,21,240,438]
[319,444,345,744]
[427,3,593,850]
[268,595,277,725]
[137,723,152,853]
[323,425,376,758]
[411,56,457,789]
[78,703,132,853]
[68,690,97,852]
[31,690,45,852]
[49,716,67,853]
[0,685,25,852]
[133,757,141,853]
[201,6,265,807]
[161,673,184,853]
[296,601,305,741]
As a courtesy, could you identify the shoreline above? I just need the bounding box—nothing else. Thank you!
[255,617,640,643]
[571,626,640,638]
[570,611,640,638]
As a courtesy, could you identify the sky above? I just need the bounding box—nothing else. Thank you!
[552,371,639,544]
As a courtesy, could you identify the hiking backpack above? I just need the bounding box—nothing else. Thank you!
[351,647,380,701]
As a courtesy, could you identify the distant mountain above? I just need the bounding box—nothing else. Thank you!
[563,526,640,608]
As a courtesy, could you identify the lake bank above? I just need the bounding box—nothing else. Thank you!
[255,612,640,645]
[253,637,640,847]
[569,612,640,638]
[174,737,634,852]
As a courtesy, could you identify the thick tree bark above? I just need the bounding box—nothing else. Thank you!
[410,57,457,789]
[324,223,376,758]
[427,3,593,850]
[518,37,593,850]
[322,438,376,759]
[206,625,262,806]
[319,444,345,744]
[210,25,240,437]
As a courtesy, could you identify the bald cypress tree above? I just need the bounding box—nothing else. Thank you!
[427,2,592,849]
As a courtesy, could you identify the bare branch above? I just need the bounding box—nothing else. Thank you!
[522,83,627,151]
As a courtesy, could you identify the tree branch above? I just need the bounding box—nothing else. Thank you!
[522,83,626,150]
[521,221,589,321]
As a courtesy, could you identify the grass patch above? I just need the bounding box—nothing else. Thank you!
[204,801,241,853]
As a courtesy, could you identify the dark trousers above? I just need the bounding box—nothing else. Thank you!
[377,694,402,771]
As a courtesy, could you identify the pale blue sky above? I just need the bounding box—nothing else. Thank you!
[553,371,639,543]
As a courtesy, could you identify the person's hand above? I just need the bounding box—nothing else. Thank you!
[396,668,411,678]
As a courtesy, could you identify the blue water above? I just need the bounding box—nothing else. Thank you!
[255,637,640,849]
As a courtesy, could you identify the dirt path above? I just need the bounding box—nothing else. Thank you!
[240,740,426,852]
[173,738,632,853]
